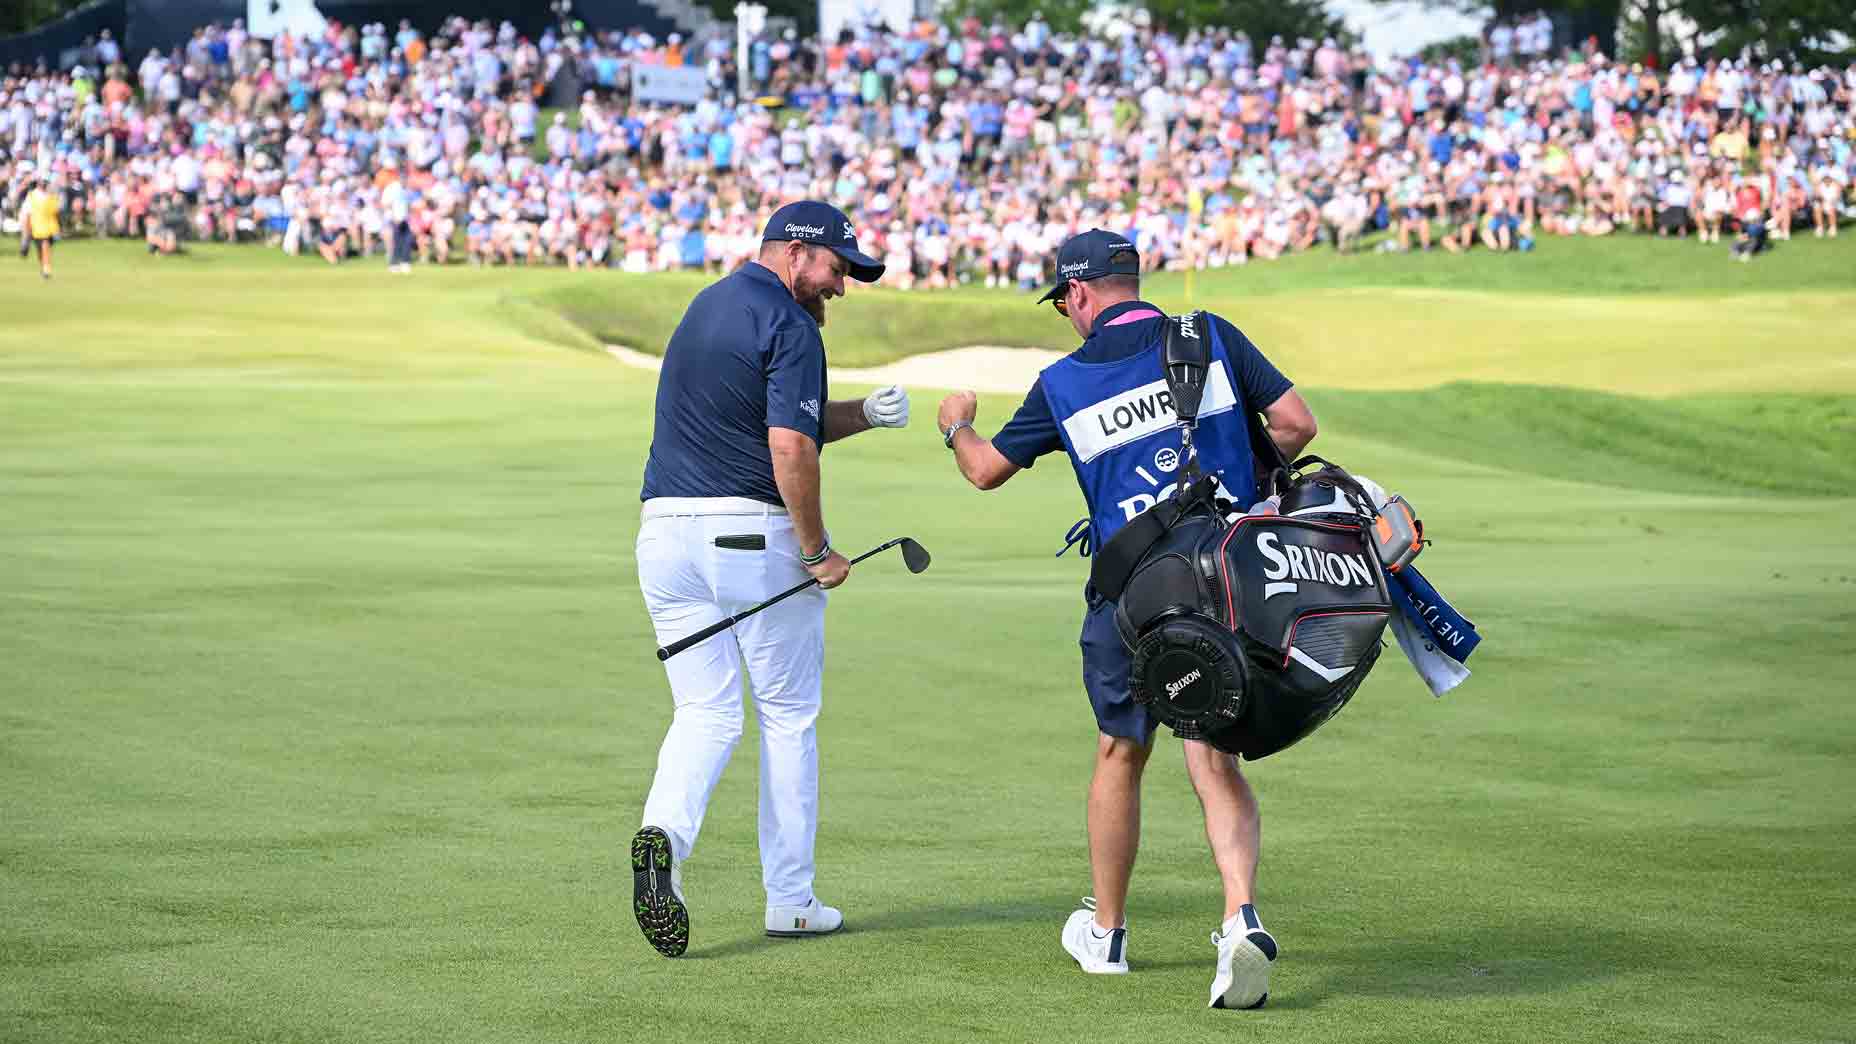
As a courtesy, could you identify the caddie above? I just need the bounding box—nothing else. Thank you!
[934,230,1317,1008]
[631,200,909,958]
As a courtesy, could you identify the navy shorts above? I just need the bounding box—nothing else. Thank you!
[1080,591,1158,743]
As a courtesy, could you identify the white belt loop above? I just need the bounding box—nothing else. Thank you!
[642,496,789,522]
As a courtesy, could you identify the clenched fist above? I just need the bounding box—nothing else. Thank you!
[804,549,851,590]
[862,385,910,428]
[937,391,978,434]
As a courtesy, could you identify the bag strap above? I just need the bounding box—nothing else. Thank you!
[1160,312,1211,496]
[1247,401,1290,498]
[1086,472,1221,601]
[1161,312,1211,424]
[1287,455,1377,517]
[1179,309,1290,499]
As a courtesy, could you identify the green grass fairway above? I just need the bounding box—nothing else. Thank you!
[4,242,1855,1043]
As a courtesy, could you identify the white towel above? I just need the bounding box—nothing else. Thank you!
[1388,604,1472,697]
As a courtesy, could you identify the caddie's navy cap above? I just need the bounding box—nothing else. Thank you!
[1036,229,1141,303]
[762,200,885,283]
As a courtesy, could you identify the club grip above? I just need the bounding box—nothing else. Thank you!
[657,615,737,662]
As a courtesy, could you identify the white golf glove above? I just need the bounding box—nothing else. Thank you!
[862,384,910,429]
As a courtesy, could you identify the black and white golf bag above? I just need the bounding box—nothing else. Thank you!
[1088,314,1393,760]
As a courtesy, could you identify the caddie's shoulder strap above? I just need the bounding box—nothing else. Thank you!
[1248,397,1290,495]
[1175,309,1291,497]
[1161,311,1211,425]
[1162,311,1214,497]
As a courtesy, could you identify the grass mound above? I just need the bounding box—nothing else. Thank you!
[1309,386,1856,497]
[529,236,1856,384]
[525,277,1059,365]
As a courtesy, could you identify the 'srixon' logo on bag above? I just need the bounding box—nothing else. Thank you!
[1255,531,1374,600]
[1165,668,1203,698]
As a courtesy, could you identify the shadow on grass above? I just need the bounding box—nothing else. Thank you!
[1137,917,1647,1009]
[682,895,1073,960]
[682,888,1650,1009]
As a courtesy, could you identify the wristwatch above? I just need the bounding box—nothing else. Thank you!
[942,419,973,449]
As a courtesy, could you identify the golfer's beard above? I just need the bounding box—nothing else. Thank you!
[794,278,830,327]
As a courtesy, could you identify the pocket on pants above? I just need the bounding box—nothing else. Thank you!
[706,517,775,612]
[712,533,768,551]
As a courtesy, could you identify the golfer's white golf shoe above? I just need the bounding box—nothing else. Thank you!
[1209,904,1276,1010]
[1061,897,1130,974]
[765,897,843,937]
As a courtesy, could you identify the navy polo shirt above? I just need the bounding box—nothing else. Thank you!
[640,262,826,505]
[993,300,1294,469]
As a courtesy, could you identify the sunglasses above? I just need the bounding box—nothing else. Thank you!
[1051,279,1075,317]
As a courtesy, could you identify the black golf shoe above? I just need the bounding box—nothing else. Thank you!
[631,826,689,957]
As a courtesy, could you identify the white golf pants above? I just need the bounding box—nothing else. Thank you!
[635,497,826,908]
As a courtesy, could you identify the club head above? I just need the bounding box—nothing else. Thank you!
[899,537,931,574]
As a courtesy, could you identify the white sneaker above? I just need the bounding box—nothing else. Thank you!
[1061,897,1129,974]
[766,897,843,937]
[1209,905,1277,1009]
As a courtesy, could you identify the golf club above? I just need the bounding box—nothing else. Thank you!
[655,537,932,662]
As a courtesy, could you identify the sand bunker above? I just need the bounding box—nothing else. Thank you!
[606,344,1063,394]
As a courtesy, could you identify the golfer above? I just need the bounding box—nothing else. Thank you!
[934,230,1317,1009]
[631,201,908,958]
[21,174,59,280]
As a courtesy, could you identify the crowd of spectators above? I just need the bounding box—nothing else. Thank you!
[5,12,1853,284]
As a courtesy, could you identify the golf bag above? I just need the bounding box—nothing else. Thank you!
[1088,314,1393,760]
